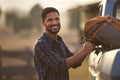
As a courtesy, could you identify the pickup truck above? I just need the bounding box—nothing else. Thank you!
[88,0,120,80]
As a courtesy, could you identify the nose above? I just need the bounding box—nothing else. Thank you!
[52,19,58,25]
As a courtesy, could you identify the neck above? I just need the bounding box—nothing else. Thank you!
[45,31,58,41]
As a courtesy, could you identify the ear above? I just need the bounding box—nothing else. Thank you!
[42,21,45,27]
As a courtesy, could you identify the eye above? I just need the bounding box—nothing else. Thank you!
[56,17,60,21]
[47,18,53,22]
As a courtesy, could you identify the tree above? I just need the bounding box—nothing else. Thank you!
[30,4,43,30]
[4,3,43,33]
[14,17,33,32]
[5,11,17,27]
[5,11,33,33]
[0,7,1,17]
[68,9,84,42]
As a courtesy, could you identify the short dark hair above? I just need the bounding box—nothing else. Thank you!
[41,7,60,21]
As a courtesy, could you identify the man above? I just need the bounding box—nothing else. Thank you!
[34,7,94,80]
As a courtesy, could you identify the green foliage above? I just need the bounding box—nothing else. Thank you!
[0,7,1,17]
[5,12,33,32]
[68,10,80,29]
[4,3,43,33]
[30,4,43,29]
[5,12,17,27]
[14,17,33,32]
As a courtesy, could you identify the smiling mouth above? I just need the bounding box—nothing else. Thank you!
[52,26,59,30]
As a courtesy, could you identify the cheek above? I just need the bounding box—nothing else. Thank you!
[43,23,51,29]
[43,21,50,26]
[43,22,48,27]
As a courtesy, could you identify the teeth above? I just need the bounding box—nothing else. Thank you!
[53,26,58,29]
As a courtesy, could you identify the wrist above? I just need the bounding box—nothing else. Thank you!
[81,48,90,55]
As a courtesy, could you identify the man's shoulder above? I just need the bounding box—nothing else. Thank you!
[37,36,46,44]
[34,34,46,46]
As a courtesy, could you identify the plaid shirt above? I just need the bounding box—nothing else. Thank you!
[34,33,76,80]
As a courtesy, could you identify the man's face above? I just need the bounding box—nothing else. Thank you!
[42,12,61,34]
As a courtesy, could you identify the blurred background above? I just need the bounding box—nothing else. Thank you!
[0,0,102,80]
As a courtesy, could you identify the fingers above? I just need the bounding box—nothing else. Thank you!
[83,41,95,52]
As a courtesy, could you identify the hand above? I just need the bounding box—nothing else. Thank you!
[82,41,94,53]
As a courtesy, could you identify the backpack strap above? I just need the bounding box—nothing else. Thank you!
[107,17,120,31]
[88,22,107,42]
[84,15,111,35]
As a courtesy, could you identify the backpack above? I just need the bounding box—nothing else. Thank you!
[84,15,120,51]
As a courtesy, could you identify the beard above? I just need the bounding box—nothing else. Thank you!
[46,24,61,34]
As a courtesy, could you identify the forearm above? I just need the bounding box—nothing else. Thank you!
[66,49,89,68]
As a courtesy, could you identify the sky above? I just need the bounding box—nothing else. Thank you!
[0,0,102,13]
